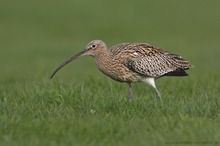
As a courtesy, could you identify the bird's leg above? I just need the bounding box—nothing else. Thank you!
[128,82,133,100]
[153,86,162,99]
[142,78,162,100]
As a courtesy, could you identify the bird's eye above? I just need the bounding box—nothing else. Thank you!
[91,44,97,49]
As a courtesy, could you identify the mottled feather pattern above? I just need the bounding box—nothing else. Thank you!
[109,43,192,77]
[95,51,142,82]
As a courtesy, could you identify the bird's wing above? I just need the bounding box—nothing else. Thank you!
[123,44,192,77]
[125,56,174,77]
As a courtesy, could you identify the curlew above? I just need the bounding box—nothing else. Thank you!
[50,40,193,100]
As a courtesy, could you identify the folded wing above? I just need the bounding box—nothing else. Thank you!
[124,47,193,77]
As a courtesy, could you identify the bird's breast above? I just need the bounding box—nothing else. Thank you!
[95,55,142,82]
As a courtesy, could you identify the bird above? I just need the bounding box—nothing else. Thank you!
[50,40,193,100]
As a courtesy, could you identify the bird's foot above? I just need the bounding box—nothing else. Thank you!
[155,90,162,101]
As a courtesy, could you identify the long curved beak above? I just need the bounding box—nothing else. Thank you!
[50,50,86,79]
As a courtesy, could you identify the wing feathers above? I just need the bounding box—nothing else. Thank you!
[123,45,193,77]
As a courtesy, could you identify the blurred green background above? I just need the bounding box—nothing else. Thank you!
[1,0,219,83]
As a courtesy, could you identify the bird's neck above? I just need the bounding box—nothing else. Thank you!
[94,49,113,75]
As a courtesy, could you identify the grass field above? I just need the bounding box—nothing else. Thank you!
[1,0,220,146]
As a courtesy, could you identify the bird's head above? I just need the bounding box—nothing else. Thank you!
[83,40,107,56]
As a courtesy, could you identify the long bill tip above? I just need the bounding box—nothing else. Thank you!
[49,66,61,79]
[50,74,54,79]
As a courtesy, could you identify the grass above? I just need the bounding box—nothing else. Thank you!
[1,78,220,146]
[1,0,220,146]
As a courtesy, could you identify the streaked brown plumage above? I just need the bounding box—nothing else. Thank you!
[50,40,193,100]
